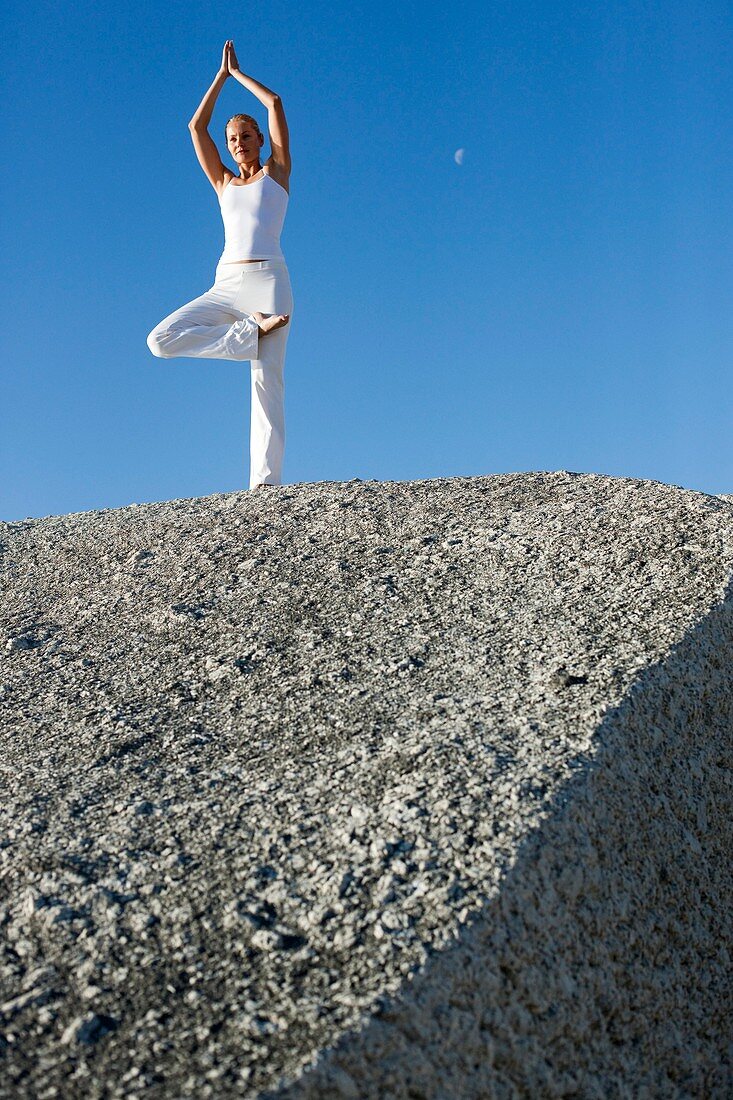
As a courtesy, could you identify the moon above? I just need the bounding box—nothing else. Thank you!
[454,148,465,165]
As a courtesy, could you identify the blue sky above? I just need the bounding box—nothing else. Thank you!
[2,0,731,520]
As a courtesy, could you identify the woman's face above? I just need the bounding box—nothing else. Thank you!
[226,123,262,164]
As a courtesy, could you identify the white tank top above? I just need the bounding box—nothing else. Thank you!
[217,171,289,263]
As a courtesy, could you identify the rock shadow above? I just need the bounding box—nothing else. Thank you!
[269,578,733,1099]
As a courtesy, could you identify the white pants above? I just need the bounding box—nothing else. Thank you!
[146,258,294,488]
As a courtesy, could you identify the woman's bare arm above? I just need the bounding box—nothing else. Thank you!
[187,43,232,192]
[228,43,291,171]
[263,97,291,172]
[227,42,278,108]
[188,42,230,129]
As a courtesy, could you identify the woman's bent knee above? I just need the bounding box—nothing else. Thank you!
[146,329,169,358]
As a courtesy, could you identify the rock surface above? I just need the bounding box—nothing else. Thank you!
[0,471,731,1098]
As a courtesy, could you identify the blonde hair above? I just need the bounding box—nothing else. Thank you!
[224,114,263,144]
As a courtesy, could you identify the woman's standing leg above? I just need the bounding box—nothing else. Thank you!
[250,321,291,487]
[147,260,294,489]
[232,261,294,488]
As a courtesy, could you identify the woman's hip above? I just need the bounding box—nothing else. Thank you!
[214,257,289,284]
[213,259,293,315]
[241,271,292,315]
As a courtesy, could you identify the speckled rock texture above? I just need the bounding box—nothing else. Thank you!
[1,472,731,1099]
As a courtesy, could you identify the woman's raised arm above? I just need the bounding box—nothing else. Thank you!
[227,42,278,108]
[187,43,232,194]
[188,42,230,130]
[227,43,291,172]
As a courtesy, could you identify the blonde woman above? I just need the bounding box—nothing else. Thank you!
[147,41,293,490]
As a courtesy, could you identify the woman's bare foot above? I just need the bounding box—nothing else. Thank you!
[252,311,290,336]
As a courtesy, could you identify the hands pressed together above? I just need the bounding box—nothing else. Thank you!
[220,40,241,77]
[210,40,281,118]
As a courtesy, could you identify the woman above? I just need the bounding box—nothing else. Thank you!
[146,41,293,491]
